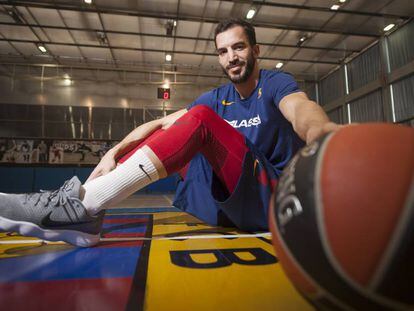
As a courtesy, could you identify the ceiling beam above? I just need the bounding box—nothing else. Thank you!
[0,21,360,53]
[225,0,412,20]
[0,61,317,82]
[1,0,380,37]
[0,38,341,64]
[0,61,225,78]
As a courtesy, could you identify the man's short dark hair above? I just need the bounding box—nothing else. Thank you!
[214,18,257,47]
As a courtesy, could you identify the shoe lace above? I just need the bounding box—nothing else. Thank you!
[25,180,73,207]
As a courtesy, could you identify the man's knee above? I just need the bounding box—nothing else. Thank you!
[187,105,221,122]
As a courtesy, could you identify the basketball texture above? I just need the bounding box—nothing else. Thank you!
[269,123,414,310]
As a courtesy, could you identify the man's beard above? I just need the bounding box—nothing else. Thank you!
[222,52,255,84]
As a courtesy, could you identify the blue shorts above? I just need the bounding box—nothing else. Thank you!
[173,139,277,232]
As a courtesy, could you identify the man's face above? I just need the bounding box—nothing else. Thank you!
[215,26,259,84]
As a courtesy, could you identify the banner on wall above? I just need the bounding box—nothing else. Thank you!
[33,140,52,163]
[49,140,114,164]
[0,138,116,165]
[0,139,34,163]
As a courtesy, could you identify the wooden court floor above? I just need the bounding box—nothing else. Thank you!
[0,194,312,311]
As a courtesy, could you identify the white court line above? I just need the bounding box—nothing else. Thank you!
[0,232,271,245]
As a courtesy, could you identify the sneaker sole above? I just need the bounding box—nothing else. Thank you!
[0,216,100,247]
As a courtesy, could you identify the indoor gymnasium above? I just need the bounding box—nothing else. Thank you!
[0,1,413,310]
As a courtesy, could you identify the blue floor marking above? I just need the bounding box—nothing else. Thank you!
[0,246,142,282]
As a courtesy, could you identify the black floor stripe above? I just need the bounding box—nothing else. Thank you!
[257,236,273,245]
[125,214,153,311]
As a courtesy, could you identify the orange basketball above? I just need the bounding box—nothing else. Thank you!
[269,123,414,310]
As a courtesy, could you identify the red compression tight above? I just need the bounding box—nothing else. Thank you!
[117,105,248,194]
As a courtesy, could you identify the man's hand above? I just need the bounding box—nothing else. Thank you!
[306,122,343,144]
[86,150,117,183]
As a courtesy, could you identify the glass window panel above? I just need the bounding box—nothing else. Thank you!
[44,122,87,139]
[44,106,90,123]
[91,123,110,140]
[0,121,42,137]
[145,109,164,121]
[133,109,144,126]
[0,104,42,121]
[110,123,125,140]
[125,108,144,126]
[44,106,67,122]
[71,106,89,124]
[111,108,125,123]
[91,107,124,123]
[92,107,112,123]
[124,123,136,134]
[125,109,134,124]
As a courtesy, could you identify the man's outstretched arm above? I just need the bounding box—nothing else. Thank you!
[279,92,340,144]
[87,108,187,182]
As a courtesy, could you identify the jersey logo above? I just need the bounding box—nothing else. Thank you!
[225,115,262,128]
[258,88,262,99]
[221,100,235,106]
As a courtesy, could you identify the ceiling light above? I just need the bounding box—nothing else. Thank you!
[297,35,308,46]
[246,8,256,19]
[330,4,340,10]
[38,44,47,53]
[165,54,172,62]
[84,0,92,4]
[6,8,24,24]
[63,78,72,86]
[166,20,175,36]
[275,62,284,69]
[339,0,346,2]
[96,31,108,45]
[383,23,395,32]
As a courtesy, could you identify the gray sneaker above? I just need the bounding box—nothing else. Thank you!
[0,176,104,247]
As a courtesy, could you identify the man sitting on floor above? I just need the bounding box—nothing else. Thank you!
[0,19,339,247]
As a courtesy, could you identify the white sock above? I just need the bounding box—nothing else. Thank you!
[82,149,159,215]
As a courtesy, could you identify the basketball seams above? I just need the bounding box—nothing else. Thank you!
[269,201,353,311]
[369,176,414,290]
[314,130,409,311]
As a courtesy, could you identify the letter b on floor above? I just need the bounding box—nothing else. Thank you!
[170,247,277,269]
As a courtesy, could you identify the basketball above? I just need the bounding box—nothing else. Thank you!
[269,123,414,310]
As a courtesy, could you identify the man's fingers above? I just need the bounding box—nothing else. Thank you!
[101,168,111,176]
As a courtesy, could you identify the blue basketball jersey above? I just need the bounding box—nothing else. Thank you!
[173,69,305,226]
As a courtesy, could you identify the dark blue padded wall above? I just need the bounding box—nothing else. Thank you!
[0,167,35,193]
[0,167,178,193]
[74,167,95,184]
[34,167,78,191]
